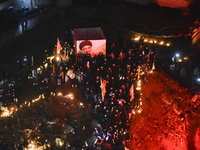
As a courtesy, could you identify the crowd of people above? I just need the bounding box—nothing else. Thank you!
[37,38,156,149]
[57,40,155,147]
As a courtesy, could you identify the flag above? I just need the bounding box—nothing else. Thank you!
[119,52,124,60]
[145,64,148,74]
[152,62,155,70]
[57,37,62,54]
[111,53,115,59]
[129,83,134,102]
[100,77,106,102]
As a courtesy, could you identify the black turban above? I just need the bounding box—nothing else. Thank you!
[79,40,92,50]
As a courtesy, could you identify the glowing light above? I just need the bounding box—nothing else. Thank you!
[159,41,164,45]
[57,57,60,61]
[132,109,136,114]
[44,63,48,69]
[2,111,10,117]
[175,53,180,58]
[140,102,142,106]
[149,40,153,43]
[137,81,141,86]
[138,109,142,113]
[166,43,170,46]
[153,40,157,43]
[184,56,189,60]
[80,102,84,106]
[24,57,27,62]
[144,39,148,42]
[134,37,140,41]
[136,80,142,91]
[27,141,38,150]
[177,58,182,62]
[57,92,63,96]
[197,78,200,82]
[65,93,74,99]
[10,107,15,111]
[68,93,73,97]
[47,56,54,63]
[136,87,141,90]
[149,70,153,74]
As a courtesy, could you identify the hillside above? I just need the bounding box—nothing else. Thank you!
[126,70,200,150]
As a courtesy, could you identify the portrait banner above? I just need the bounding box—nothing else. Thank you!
[76,40,106,57]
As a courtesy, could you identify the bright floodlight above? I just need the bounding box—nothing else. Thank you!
[175,53,180,58]
[197,78,200,82]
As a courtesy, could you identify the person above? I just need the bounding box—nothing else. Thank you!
[79,40,92,54]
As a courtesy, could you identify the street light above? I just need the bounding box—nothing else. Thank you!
[175,53,180,58]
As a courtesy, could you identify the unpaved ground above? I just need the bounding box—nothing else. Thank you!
[126,70,200,150]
